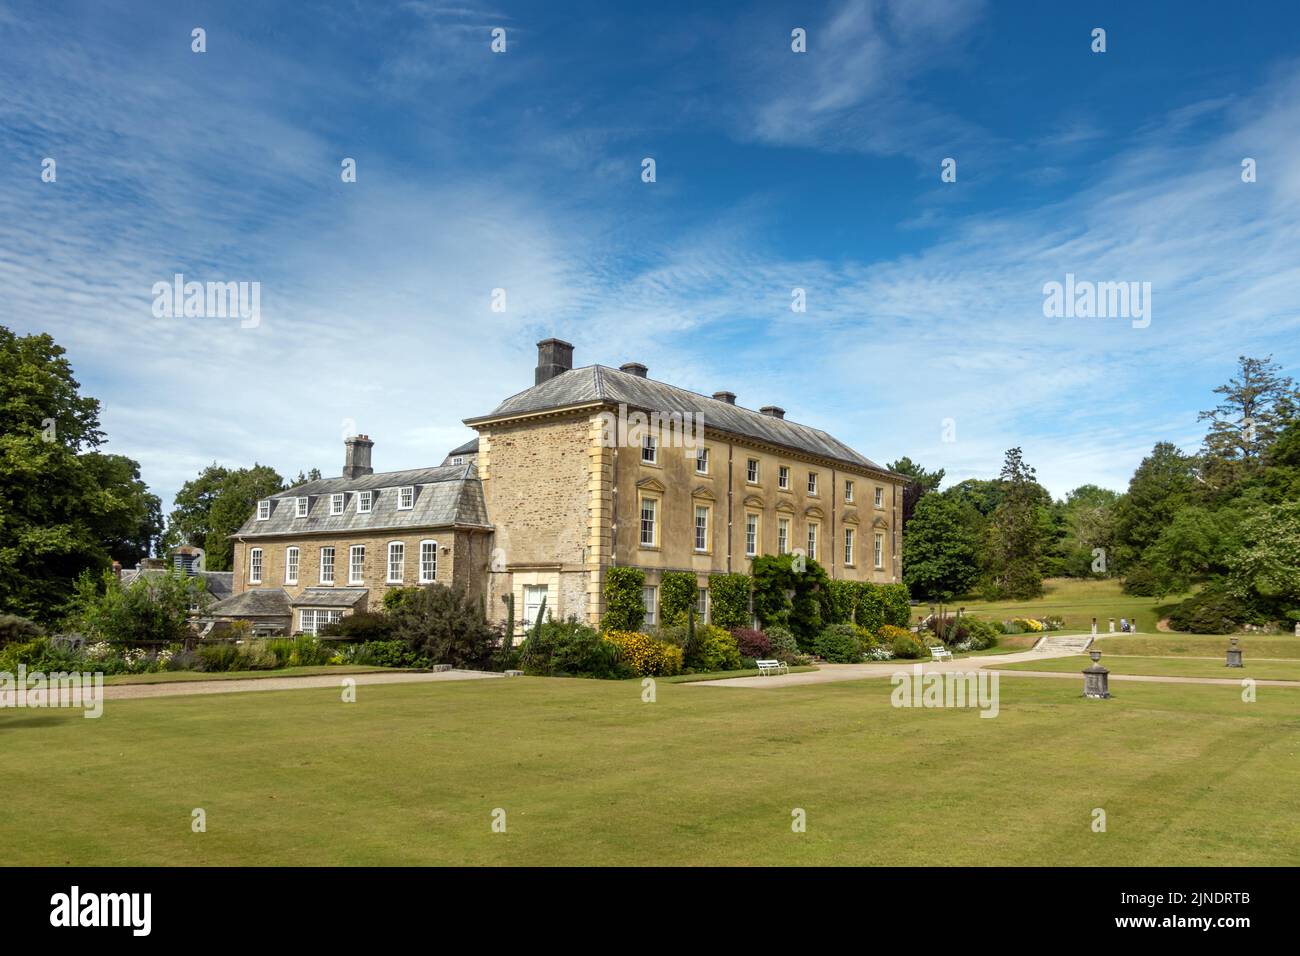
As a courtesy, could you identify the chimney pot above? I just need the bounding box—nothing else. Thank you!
[619,362,648,378]
[712,391,736,405]
[343,435,375,479]
[535,338,575,385]
[760,405,786,419]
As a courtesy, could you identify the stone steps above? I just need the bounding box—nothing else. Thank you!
[1033,633,1094,653]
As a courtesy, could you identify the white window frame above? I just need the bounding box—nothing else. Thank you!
[452,456,464,465]
[285,546,299,584]
[696,446,709,474]
[642,585,657,626]
[387,541,405,584]
[641,433,658,464]
[249,547,263,584]
[330,493,345,515]
[694,504,710,553]
[398,486,414,510]
[778,516,790,555]
[295,497,309,518]
[807,522,819,562]
[523,584,549,626]
[639,494,658,548]
[844,528,855,567]
[745,512,760,558]
[874,532,885,569]
[356,490,373,514]
[696,587,708,622]
[349,545,365,584]
[419,540,438,583]
[845,480,854,503]
[299,608,343,636]
[875,486,885,508]
[319,546,335,585]
[808,471,819,495]
[778,465,790,490]
[256,500,270,521]
[746,458,759,483]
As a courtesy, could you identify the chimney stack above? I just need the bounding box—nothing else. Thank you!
[535,338,575,385]
[343,434,374,479]
[760,406,785,419]
[619,362,648,378]
[712,391,736,405]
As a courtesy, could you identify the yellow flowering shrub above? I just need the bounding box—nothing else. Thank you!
[604,630,683,676]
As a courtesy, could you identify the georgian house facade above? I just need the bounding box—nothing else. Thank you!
[220,339,906,634]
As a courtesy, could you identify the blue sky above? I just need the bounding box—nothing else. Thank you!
[3,0,1299,512]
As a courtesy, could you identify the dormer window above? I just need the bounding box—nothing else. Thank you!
[398,486,414,510]
[296,497,309,518]
[452,456,464,465]
[330,493,345,515]
[357,490,373,514]
[256,500,271,521]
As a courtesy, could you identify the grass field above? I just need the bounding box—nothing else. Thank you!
[1091,634,1300,658]
[102,665,397,686]
[999,654,1300,681]
[4,672,1298,866]
[923,577,1191,634]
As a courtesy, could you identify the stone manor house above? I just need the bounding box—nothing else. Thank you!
[212,339,907,635]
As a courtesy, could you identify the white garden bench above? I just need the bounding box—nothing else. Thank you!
[756,659,789,676]
[928,645,953,662]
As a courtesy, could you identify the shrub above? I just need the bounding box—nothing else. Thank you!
[708,574,752,631]
[814,623,862,663]
[878,584,912,628]
[731,628,770,659]
[855,625,878,650]
[197,642,243,672]
[826,580,858,625]
[1169,584,1262,634]
[264,635,331,667]
[601,567,647,632]
[659,571,698,627]
[521,618,625,678]
[319,611,395,642]
[0,636,81,673]
[382,587,422,614]
[389,583,499,669]
[342,639,429,668]
[685,623,742,673]
[750,553,833,646]
[961,617,1001,650]
[65,568,206,645]
[890,631,925,659]
[605,630,683,676]
[0,615,44,648]
[765,625,800,663]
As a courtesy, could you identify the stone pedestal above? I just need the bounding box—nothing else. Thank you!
[1108,618,1116,633]
[1084,649,1110,699]
[1226,638,1243,668]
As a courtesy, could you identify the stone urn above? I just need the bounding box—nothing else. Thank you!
[1083,650,1110,699]
[1226,637,1243,668]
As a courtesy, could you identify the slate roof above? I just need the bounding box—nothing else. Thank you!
[207,588,292,618]
[466,365,900,475]
[290,588,368,609]
[120,568,234,602]
[233,463,490,538]
[447,437,479,456]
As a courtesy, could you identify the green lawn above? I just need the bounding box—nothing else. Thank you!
[103,665,400,686]
[4,673,1297,865]
[922,577,1191,634]
[998,654,1300,682]
[1091,633,1300,659]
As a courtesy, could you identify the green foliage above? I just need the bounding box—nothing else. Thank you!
[750,553,832,646]
[318,611,395,642]
[983,447,1049,600]
[163,463,285,572]
[501,593,515,651]
[659,571,697,627]
[340,639,429,668]
[813,623,861,663]
[764,625,800,663]
[601,566,646,632]
[903,492,982,600]
[1168,583,1263,634]
[382,587,421,614]
[1225,500,1300,616]
[520,618,625,678]
[0,614,44,647]
[1197,354,1300,484]
[888,456,945,534]
[826,580,857,624]
[684,623,742,673]
[887,629,925,659]
[65,569,207,645]
[0,327,162,623]
[389,583,499,669]
[708,573,752,631]
[263,636,331,667]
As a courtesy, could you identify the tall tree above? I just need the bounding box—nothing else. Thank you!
[902,493,981,601]
[0,327,161,623]
[1197,355,1300,485]
[888,456,945,534]
[163,463,284,571]
[983,447,1047,599]
[1058,484,1120,577]
[1112,441,1196,580]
